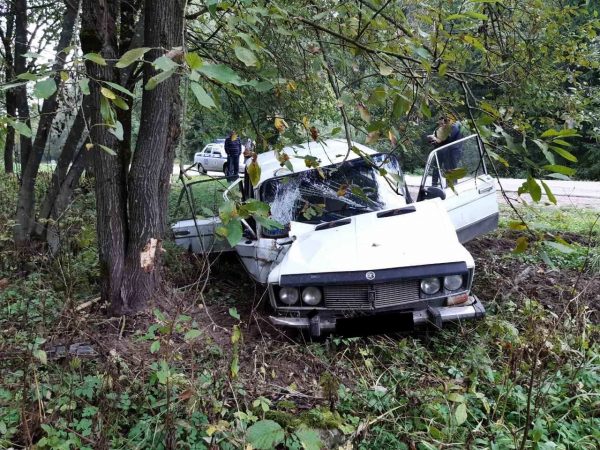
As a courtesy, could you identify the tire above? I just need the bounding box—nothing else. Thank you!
[197,163,206,174]
[222,162,228,174]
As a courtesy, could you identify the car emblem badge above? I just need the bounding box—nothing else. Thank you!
[366,271,376,281]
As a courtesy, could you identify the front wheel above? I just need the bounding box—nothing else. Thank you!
[222,162,228,174]
[197,163,206,174]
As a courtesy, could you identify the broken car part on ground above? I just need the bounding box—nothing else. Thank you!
[173,136,499,336]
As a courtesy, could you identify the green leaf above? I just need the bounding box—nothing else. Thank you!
[153,55,179,72]
[544,241,574,254]
[79,78,90,95]
[150,340,160,353]
[514,236,528,253]
[190,82,216,108]
[33,349,47,365]
[549,145,577,162]
[542,164,575,176]
[17,72,40,81]
[184,329,202,341]
[33,78,57,99]
[246,420,285,450]
[8,120,32,137]
[100,87,116,99]
[392,94,410,118]
[197,63,247,86]
[83,52,107,66]
[98,144,117,156]
[293,426,322,450]
[247,161,261,187]
[463,34,486,52]
[455,403,467,426]
[234,46,258,67]
[145,68,176,90]
[540,181,557,205]
[185,52,203,70]
[115,47,150,68]
[103,81,135,97]
[527,176,542,202]
[229,307,241,320]
[533,139,555,165]
[465,11,488,20]
[438,63,448,77]
[109,120,124,141]
[447,393,464,402]
[111,96,129,110]
[225,219,243,246]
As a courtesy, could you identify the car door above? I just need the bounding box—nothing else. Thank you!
[417,134,498,243]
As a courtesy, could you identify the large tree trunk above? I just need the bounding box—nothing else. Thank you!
[33,110,86,238]
[13,0,32,170]
[14,0,79,244]
[80,0,128,310]
[1,3,16,174]
[118,0,184,314]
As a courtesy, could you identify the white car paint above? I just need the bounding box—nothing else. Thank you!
[174,137,498,336]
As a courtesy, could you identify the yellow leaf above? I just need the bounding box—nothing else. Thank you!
[287,80,297,91]
[365,131,380,144]
[388,130,397,146]
[274,117,288,133]
[302,116,310,130]
[100,87,116,99]
[357,103,371,123]
[60,71,69,81]
[85,143,94,150]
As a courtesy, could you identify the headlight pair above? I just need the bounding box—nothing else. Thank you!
[420,274,464,295]
[278,286,322,306]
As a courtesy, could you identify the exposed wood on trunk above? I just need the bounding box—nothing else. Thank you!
[119,0,184,313]
[14,0,79,244]
[80,0,128,311]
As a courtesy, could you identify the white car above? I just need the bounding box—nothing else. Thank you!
[174,136,498,336]
[193,141,244,174]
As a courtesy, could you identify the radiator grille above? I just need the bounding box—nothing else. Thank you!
[323,280,420,310]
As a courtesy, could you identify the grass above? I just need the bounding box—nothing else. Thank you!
[0,172,598,449]
[168,175,233,223]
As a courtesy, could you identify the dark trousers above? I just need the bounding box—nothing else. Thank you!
[226,153,240,181]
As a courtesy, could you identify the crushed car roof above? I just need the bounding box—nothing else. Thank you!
[254,139,379,187]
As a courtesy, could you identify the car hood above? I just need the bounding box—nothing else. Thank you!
[268,199,473,283]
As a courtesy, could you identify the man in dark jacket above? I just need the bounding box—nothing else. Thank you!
[224,130,242,181]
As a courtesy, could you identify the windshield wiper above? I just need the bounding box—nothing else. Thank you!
[376,205,416,218]
[315,218,352,231]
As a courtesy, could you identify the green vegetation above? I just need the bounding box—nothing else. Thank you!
[1,173,598,449]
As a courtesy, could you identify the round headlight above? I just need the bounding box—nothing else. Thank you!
[420,277,441,295]
[302,287,322,306]
[444,275,463,291]
[279,287,299,305]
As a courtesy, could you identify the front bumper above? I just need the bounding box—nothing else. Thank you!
[269,296,485,336]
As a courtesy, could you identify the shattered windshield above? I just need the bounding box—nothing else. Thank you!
[261,154,407,226]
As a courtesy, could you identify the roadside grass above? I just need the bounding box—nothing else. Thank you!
[169,175,233,223]
[0,174,598,449]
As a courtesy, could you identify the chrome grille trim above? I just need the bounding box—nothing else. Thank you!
[323,280,421,310]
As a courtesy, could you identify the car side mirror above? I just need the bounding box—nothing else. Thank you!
[417,185,446,202]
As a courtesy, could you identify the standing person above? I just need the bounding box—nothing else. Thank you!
[224,130,242,181]
[426,116,464,186]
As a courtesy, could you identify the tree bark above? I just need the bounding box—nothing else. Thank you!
[118,0,184,313]
[80,0,128,310]
[14,0,80,244]
[33,110,86,238]
[1,3,16,174]
[13,0,32,170]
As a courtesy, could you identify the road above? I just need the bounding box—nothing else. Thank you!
[173,164,600,209]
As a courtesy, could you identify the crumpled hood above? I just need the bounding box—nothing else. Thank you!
[269,200,473,282]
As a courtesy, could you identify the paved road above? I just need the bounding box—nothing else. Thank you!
[405,175,600,209]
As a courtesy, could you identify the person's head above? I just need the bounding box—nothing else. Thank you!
[437,115,457,128]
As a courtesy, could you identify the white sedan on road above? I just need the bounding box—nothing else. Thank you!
[193,141,244,174]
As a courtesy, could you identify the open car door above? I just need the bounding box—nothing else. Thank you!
[417,134,499,243]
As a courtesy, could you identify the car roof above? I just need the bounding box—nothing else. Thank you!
[254,138,379,187]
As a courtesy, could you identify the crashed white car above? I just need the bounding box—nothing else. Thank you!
[173,136,498,336]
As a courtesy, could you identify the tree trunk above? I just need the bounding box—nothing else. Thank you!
[14,0,80,244]
[13,0,32,170]
[46,145,91,254]
[80,0,128,310]
[1,3,16,174]
[34,110,86,238]
[118,0,184,314]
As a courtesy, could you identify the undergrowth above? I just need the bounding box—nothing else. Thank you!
[1,173,598,449]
